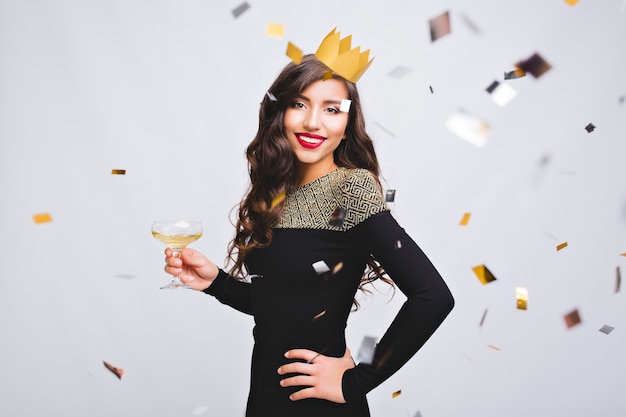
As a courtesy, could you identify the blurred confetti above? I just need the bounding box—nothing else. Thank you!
[556,242,568,251]
[329,207,347,227]
[515,52,552,78]
[486,80,517,106]
[459,13,480,34]
[395,240,402,249]
[313,310,326,321]
[372,121,396,138]
[487,344,501,351]
[266,23,284,38]
[445,109,490,147]
[286,42,303,64]
[271,191,286,209]
[191,405,210,416]
[504,68,526,80]
[616,266,621,293]
[599,325,614,335]
[356,335,377,364]
[564,309,582,329]
[114,273,136,279]
[231,2,250,18]
[392,390,402,398]
[33,213,53,224]
[332,261,343,274]
[459,212,471,226]
[564,0,580,5]
[312,260,330,275]
[103,360,125,379]
[585,123,595,133]
[516,287,528,310]
[472,264,497,285]
[429,11,451,42]
[414,411,423,417]
[479,308,488,327]
[111,169,126,175]
[387,66,412,79]
[429,85,434,93]
[340,99,351,112]
[385,189,396,203]
[266,91,277,101]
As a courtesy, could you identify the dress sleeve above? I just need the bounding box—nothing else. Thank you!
[203,269,254,315]
[341,211,455,402]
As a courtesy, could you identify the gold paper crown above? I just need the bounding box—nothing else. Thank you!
[314,27,374,83]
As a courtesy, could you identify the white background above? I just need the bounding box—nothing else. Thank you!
[1,1,625,416]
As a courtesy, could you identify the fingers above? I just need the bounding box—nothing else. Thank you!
[284,349,319,363]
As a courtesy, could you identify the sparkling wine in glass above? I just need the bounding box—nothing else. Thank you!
[152,220,203,289]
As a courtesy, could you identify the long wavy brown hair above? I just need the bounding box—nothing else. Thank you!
[226,54,393,307]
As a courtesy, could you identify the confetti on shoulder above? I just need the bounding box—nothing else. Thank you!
[33,213,53,224]
[103,360,125,379]
[111,169,126,175]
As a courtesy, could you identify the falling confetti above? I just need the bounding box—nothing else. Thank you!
[356,335,377,364]
[111,169,126,175]
[459,13,480,34]
[599,325,614,335]
[515,52,552,78]
[414,411,423,417]
[103,360,125,379]
[516,287,528,310]
[616,266,621,293]
[385,189,396,203]
[312,260,330,275]
[429,85,434,93]
[332,261,343,274]
[564,0,580,5]
[387,66,412,79]
[231,2,250,18]
[266,23,285,38]
[487,344,501,351]
[340,99,351,112]
[556,242,568,251]
[191,405,210,416]
[392,390,402,398]
[286,42,303,64]
[585,123,595,133]
[479,308,488,327]
[271,191,286,209]
[472,264,497,285]
[313,310,326,321]
[564,309,582,329]
[33,213,53,224]
[329,207,347,227]
[459,212,471,226]
[486,80,517,106]
[429,10,451,42]
[504,68,526,80]
[395,240,402,249]
[445,109,490,147]
[372,121,396,138]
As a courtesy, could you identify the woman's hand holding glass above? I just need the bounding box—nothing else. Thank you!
[164,247,219,291]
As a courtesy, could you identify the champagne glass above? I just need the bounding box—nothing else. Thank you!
[152,220,203,289]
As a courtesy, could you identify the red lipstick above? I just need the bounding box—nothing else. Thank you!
[296,132,326,149]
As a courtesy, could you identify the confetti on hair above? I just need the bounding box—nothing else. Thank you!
[231,2,250,18]
[504,68,526,80]
[266,23,285,38]
[392,390,402,398]
[429,10,451,42]
[111,169,126,175]
[516,287,528,310]
[270,191,286,209]
[385,189,396,203]
[556,242,568,251]
[472,264,497,285]
[340,99,351,112]
[266,91,277,101]
[599,325,614,335]
[585,123,596,133]
[103,360,125,379]
[286,42,303,64]
[459,212,471,226]
[33,213,53,224]
[564,309,582,328]
[323,70,333,80]
[515,52,552,78]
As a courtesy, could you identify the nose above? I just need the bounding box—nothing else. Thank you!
[303,108,320,130]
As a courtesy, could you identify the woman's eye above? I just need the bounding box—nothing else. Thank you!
[292,102,306,109]
[326,107,339,114]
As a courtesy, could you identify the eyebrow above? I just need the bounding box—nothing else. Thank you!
[296,94,344,106]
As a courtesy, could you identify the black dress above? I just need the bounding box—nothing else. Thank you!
[205,167,454,417]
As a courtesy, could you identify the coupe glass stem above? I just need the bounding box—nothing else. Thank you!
[160,248,187,290]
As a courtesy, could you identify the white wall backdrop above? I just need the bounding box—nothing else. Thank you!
[1,0,625,416]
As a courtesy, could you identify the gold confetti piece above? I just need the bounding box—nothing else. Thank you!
[322,70,333,80]
[487,344,501,351]
[313,310,326,321]
[392,390,402,398]
[429,10,451,42]
[385,189,396,202]
[485,80,517,106]
[285,41,303,64]
[504,68,526,80]
[339,99,351,113]
[329,207,347,227]
[266,23,284,38]
[445,109,490,147]
[564,0,580,5]
[556,242,568,251]
[564,308,582,329]
[459,212,471,226]
[616,267,621,293]
[479,308,488,327]
[332,261,343,275]
[515,52,552,79]
[270,191,286,209]
[472,264,497,285]
[231,2,250,18]
[621,253,626,257]
[111,169,126,175]
[312,260,330,275]
[585,123,595,133]
[516,287,528,310]
[103,360,125,379]
[356,335,377,364]
[599,325,614,335]
[33,213,53,224]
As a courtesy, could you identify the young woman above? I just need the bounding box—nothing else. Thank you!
[163,54,454,417]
